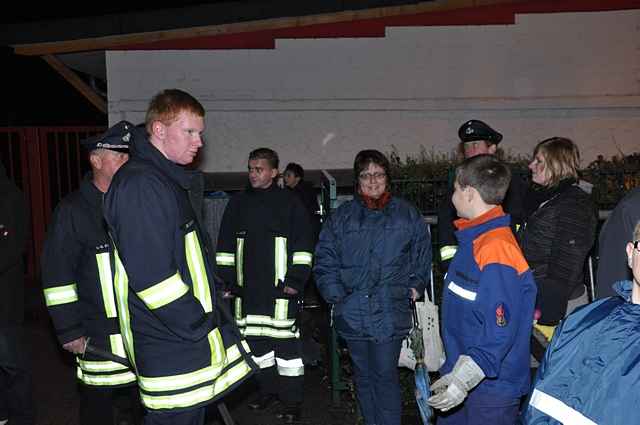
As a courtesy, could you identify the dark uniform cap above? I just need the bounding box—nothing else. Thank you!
[458,119,503,144]
[81,120,133,153]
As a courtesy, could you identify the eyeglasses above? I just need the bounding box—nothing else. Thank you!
[359,172,387,181]
[632,240,640,251]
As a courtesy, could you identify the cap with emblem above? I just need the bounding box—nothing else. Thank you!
[81,120,133,153]
[458,119,503,144]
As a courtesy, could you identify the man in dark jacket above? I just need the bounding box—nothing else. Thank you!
[596,188,640,298]
[216,149,314,424]
[437,120,526,271]
[41,121,138,425]
[0,161,33,425]
[105,89,255,425]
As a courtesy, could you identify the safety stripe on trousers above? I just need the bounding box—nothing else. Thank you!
[137,272,190,310]
[276,357,304,377]
[96,252,118,318]
[43,283,78,306]
[529,389,597,425]
[185,230,213,313]
[76,368,137,386]
[241,326,300,339]
[252,350,276,369]
[236,314,295,328]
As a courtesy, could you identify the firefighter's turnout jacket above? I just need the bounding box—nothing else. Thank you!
[216,185,314,369]
[104,128,255,412]
[41,177,136,387]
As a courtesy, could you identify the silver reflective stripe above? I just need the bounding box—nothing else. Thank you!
[185,231,212,313]
[234,297,243,321]
[276,357,304,377]
[207,328,225,367]
[252,350,276,369]
[292,251,312,266]
[76,368,137,386]
[77,357,128,372]
[448,281,477,301]
[242,327,300,339]
[440,245,457,261]
[110,334,127,359]
[215,252,235,266]
[246,314,295,328]
[96,252,117,318]
[274,237,287,286]
[137,272,189,310]
[43,283,78,306]
[529,389,597,425]
[236,238,245,287]
[113,249,136,368]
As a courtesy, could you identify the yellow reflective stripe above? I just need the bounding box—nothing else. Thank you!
[208,328,225,366]
[274,237,287,286]
[234,297,243,321]
[137,273,189,310]
[76,357,129,372]
[185,231,212,313]
[140,359,252,410]
[292,251,313,266]
[241,327,300,339]
[440,245,457,261]
[236,238,244,287]
[216,252,235,266]
[274,299,289,321]
[245,314,295,328]
[113,249,136,369]
[44,283,78,306]
[138,337,244,392]
[109,334,127,359]
[276,357,304,377]
[96,252,117,318]
[76,367,137,386]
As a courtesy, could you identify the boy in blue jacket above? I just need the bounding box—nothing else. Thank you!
[428,155,536,425]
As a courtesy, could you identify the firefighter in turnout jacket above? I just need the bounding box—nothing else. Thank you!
[216,148,314,423]
[104,90,256,425]
[41,121,138,425]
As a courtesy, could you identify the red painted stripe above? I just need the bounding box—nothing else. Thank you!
[114,0,640,51]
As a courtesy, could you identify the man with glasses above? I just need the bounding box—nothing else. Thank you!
[522,221,640,425]
[216,148,314,424]
[437,120,526,272]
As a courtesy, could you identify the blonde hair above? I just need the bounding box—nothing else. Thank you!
[533,137,580,187]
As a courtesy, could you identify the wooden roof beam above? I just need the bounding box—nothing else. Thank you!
[42,54,107,114]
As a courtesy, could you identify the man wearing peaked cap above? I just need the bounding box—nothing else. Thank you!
[437,119,525,272]
[41,120,139,425]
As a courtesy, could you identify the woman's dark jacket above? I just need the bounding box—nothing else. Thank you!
[518,179,597,325]
[314,196,431,341]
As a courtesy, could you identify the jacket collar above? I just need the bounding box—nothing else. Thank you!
[454,206,510,242]
[613,280,634,302]
[130,126,195,190]
[79,173,104,209]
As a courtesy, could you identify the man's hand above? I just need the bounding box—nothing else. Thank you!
[63,336,87,354]
[283,286,298,296]
[427,355,485,411]
[409,287,418,301]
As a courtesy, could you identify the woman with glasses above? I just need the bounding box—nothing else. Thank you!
[314,149,431,425]
[522,220,640,425]
[517,138,597,342]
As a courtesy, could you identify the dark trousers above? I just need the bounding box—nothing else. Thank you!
[345,338,403,425]
[250,337,304,405]
[144,407,205,425]
[79,384,141,425]
[0,326,35,425]
[437,392,520,425]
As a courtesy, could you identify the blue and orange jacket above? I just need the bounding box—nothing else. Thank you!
[441,206,536,400]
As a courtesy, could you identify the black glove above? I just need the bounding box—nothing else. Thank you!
[225,283,244,298]
[274,280,300,299]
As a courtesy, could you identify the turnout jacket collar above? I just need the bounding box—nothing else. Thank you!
[129,126,196,190]
[79,174,103,211]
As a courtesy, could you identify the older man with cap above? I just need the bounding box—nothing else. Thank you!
[437,120,526,271]
[41,121,139,425]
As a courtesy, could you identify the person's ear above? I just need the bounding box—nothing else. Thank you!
[466,186,476,203]
[151,121,165,140]
[627,242,634,269]
[488,144,498,155]
[89,152,102,170]
[270,168,279,180]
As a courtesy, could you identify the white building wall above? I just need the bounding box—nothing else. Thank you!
[107,9,640,172]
